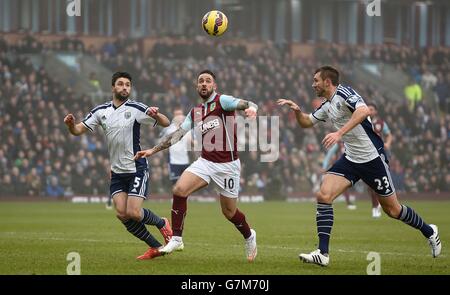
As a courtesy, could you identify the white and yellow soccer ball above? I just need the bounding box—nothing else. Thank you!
[202,10,228,37]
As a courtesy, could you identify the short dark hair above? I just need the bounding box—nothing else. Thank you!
[198,69,216,81]
[367,102,378,109]
[314,66,339,86]
[112,71,132,86]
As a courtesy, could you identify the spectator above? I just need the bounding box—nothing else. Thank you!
[46,176,64,197]
[404,78,423,111]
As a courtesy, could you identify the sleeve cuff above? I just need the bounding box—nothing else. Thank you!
[81,121,94,132]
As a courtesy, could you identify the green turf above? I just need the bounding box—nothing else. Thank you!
[0,201,448,274]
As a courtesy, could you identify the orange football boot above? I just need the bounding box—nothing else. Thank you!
[159,217,173,245]
[136,247,164,260]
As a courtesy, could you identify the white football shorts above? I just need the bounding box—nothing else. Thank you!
[186,157,241,198]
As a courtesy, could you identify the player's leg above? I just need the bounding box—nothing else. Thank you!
[123,196,163,248]
[111,171,163,260]
[220,195,257,262]
[315,174,352,251]
[161,162,209,254]
[299,174,351,266]
[112,191,161,258]
[344,191,356,210]
[126,169,172,244]
[361,156,441,257]
[112,192,128,222]
[110,172,129,221]
[376,192,441,257]
[209,158,247,235]
[220,196,250,236]
[211,158,256,261]
[369,188,381,218]
[300,155,357,267]
[106,196,113,210]
[171,171,208,235]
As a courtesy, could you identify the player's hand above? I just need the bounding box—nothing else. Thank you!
[64,114,76,127]
[277,99,301,112]
[322,132,342,149]
[245,107,257,119]
[147,107,159,118]
[134,149,154,160]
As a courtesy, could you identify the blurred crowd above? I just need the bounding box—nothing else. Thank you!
[0,34,448,199]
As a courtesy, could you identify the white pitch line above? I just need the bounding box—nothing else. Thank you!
[1,232,444,258]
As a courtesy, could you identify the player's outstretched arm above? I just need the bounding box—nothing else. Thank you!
[277,99,313,128]
[384,131,393,150]
[322,105,370,149]
[63,114,88,136]
[236,99,258,119]
[134,127,188,160]
[146,107,170,127]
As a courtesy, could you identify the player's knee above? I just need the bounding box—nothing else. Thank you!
[316,190,333,203]
[382,205,401,218]
[116,211,128,221]
[172,185,188,197]
[221,207,235,220]
[126,208,141,221]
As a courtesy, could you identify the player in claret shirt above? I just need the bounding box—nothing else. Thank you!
[135,70,259,262]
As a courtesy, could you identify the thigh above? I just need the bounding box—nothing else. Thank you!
[127,170,150,199]
[126,194,145,213]
[359,156,395,197]
[210,159,241,198]
[174,170,209,196]
[112,192,128,215]
[320,173,352,202]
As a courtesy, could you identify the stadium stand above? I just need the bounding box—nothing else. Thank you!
[0,34,448,199]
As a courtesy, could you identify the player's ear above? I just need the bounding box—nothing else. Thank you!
[213,82,217,91]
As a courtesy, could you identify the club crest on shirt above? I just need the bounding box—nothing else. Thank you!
[124,111,131,119]
[336,102,341,110]
[209,102,216,112]
[101,115,107,121]
[347,95,360,104]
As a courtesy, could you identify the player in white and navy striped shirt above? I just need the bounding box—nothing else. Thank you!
[64,72,173,260]
[278,66,441,266]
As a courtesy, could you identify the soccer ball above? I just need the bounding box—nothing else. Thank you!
[202,10,228,36]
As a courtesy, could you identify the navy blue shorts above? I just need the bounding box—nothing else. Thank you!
[327,154,395,197]
[110,169,150,199]
[169,164,189,181]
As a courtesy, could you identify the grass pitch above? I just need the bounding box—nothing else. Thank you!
[0,200,448,275]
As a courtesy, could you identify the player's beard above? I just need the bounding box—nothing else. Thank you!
[314,87,325,97]
[114,90,129,101]
[198,88,213,99]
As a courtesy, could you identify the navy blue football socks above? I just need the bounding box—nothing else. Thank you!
[398,205,434,238]
[317,202,334,255]
[122,219,162,248]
